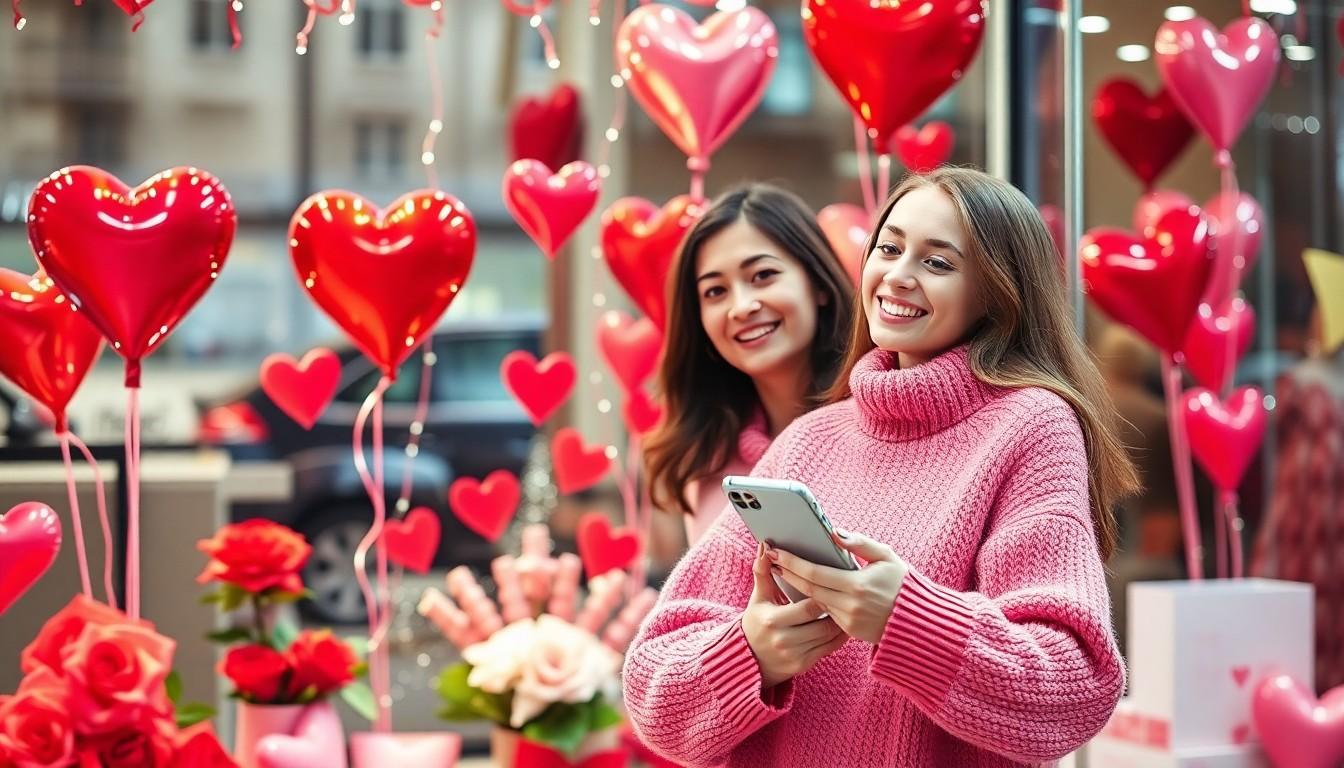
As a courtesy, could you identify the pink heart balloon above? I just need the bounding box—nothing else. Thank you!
[817,203,869,285]
[616,4,778,167]
[1154,17,1279,155]
[1252,674,1344,768]
[597,310,663,393]
[1182,385,1266,492]
[1203,191,1263,306]
[1133,189,1195,237]
[1181,297,1256,391]
[256,702,348,768]
[350,732,462,768]
[502,159,601,260]
[0,502,62,616]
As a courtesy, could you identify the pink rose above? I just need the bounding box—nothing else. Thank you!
[20,595,146,676]
[63,621,176,735]
[509,616,622,728]
[0,668,76,768]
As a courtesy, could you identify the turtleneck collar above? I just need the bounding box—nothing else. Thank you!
[737,407,772,465]
[849,345,1002,441]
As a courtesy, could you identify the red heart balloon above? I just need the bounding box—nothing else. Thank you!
[817,203,869,285]
[1133,189,1195,236]
[891,122,955,174]
[509,83,584,172]
[622,389,663,437]
[1080,207,1213,355]
[0,502,62,617]
[383,507,441,574]
[288,190,475,378]
[448,470,520,543]
[552,428,611,495]
[576,512,639,580]
[111,0,154,15]
[1092,78,1195,188]
[259,348,341,430]
[597,310,663,393]
[1182,386,1266,492]
[600,195,706,332]
[803,0,986,148]
[502,160,601,260]
[1203,191,1263,307]
[1252,675,1344,768]
[0,270,104,432]
[500,350,576,426]
[1181,298,1255,392]
[27,166,236,387]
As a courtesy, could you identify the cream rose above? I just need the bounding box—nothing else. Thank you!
[462,619,537,695]
[509,615,622,728]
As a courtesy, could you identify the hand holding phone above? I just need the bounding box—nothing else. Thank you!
[741,541,848,689]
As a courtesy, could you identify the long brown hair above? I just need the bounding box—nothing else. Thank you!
[644,183,854,516]
[826,168,1139,560]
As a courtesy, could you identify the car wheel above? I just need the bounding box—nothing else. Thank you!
[298,504,376,625]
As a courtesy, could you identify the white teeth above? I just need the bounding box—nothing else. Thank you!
[880,298,926,318]
[736,323,778,342]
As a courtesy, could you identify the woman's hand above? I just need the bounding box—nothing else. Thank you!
[742,542,849,690]
[767,530,909,645]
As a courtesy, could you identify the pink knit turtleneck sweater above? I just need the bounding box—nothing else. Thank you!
[623,346,1126,767]
[683,409,772,546]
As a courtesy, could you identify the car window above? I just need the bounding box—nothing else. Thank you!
[334,353,425,404]
[434,333,541,403]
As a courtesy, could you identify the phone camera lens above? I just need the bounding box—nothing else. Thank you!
[748,500,762,509]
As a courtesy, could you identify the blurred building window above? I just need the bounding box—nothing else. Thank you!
[760,9,811,117]
[358,3,406,57]
[190,0,235,51]
[354,119,406,179]
[67,106,126,168]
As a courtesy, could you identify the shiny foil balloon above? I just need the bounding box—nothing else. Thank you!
[616,4,778,169]
[1182,386,1266,492]
[288,191,475,378]
[891,122,955,174]
[817,203,869,285]
[1203,190,1263,306]
[600,195,706,332]
[803,0,986,148]
[0,270,104,433]
[502,160,601,260]
[27,166,236,387]
[1092,78,1195,187]
[508,83,584,171]
[1132,189,1194,236]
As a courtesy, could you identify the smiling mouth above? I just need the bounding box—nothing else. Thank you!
[734,322,780,343]
[878,297,928,319]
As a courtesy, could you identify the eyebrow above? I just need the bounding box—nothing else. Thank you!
[696,253,780,283]
[884,225,964,260]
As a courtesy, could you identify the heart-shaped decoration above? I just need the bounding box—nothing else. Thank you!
[817,203,869,285]
[552,428,611,495]
[515,739,629,768]
[27,166,236,385]
[803,0,986,147]
[256,701,348,768]
[600,195,706,331]
[1154,17,1280,153]
[1080,207,1213,354]
[1203,191,1263,306]
[383,507,441,574]
[502,160,601,260]
[259,348,341,430]
[1181,298,1255,392]
[1182,386,1267,493]
[349,732,462,768]
[448,470,520,543]
[288,190,475,378]
[508,83,584,172]
[616,5,778,164]
[111,0,154,16]
[1092,78,1195,187]
[576,512,640,580]
[501,350,576,426]
[597,310,663,393]
[622,389,663,437]
[891,122,955,174]
[0,502,62,616]
[0,270,104,432]
[1252,675,1344,768]
[1230,723,1251,745]
[1232,665,1252,688]
[1133,189,1195,236]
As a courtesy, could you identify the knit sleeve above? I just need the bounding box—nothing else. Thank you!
[622,438,794,767]
[868,408,1126,762]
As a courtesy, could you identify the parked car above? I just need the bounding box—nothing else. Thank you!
[198,316,544,623]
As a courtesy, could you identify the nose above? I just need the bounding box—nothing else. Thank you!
[727,290,763,322]
[881,262,918,291]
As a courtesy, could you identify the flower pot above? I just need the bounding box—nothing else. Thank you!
[233,702,305,768]
[490,726,622,767]
[350,732,462,768]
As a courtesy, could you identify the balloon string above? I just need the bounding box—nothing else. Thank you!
[352,376,392,732]
[877,153,892,205]
[588,0,600,23]
[397,342,436,510]
[12,0,25,30]
[532,14,559,70]
[1218,158,1242,397]
[420,10,445,190]
[68,429,116,609]
[1213,480,1228,578]
[124,386,144,619]
[612,436,639,599]
[58,432,94,601]
[1220,489,1244,578]
[1161,356,1202,580]
[854,117,877,217]
[597,0,629,174]
[228,0,241,49]
[689,170,706,204]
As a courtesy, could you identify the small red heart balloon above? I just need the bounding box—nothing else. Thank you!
[27,166,236,387]
[448,470,521,543]
[502,160,601,260]
[1181,298,1256,392]
[1133,189,1195,236]
[509,83,584,172]
[1252,675,1344,768]
[576,512,640,579]
[552,428,611,495]
[500,350,576,426]
[111,0,154,15]
[0,270,104,433]
[622,389,663,437]
[1182,386,1266,493]
[0,502,62,617]
[1092,78,1195,188]
[1203,191,1263,307]
[601,195,706,332]
[383,507,441,574]
[596,310,663,393]
[803,0,986,148]
[891,122,955,174]
[259,348,341,430]
[288,190,475,379]
[817,203,869,285]
[1080,207,1213,355]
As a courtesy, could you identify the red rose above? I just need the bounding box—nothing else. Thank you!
[286,630,357,699]
[221,644,290,703]
[77,722,176,768]
[197,519,311,595]
[64,622,176,735]
[170,723,238,768]
[20,595,146,676]
[0,669,75,768]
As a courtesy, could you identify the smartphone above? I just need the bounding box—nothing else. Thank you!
[723,476,858,603]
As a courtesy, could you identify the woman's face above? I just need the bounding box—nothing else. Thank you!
[863,186,985,367]
[695,218,826,381]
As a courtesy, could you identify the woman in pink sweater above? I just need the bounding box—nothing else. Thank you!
[624,168,1140,766]
[643,184,853,546]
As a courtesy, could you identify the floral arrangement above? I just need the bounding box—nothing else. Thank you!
[0,595,236,768]
[420,525,658,756]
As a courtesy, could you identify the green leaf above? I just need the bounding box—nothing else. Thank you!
[468,690,513,725]
[521,703,589,756]
[340,681,378,722]
[218,584,250,612]
[199,591,223,605]
[271,619,299,650]
[165,670,183,704]
[205,627,254,645]
[343,636,369,661]
[434,663,475,706]
[588,696,623,732]
[174,702,217,729]
[265,590,306,605]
